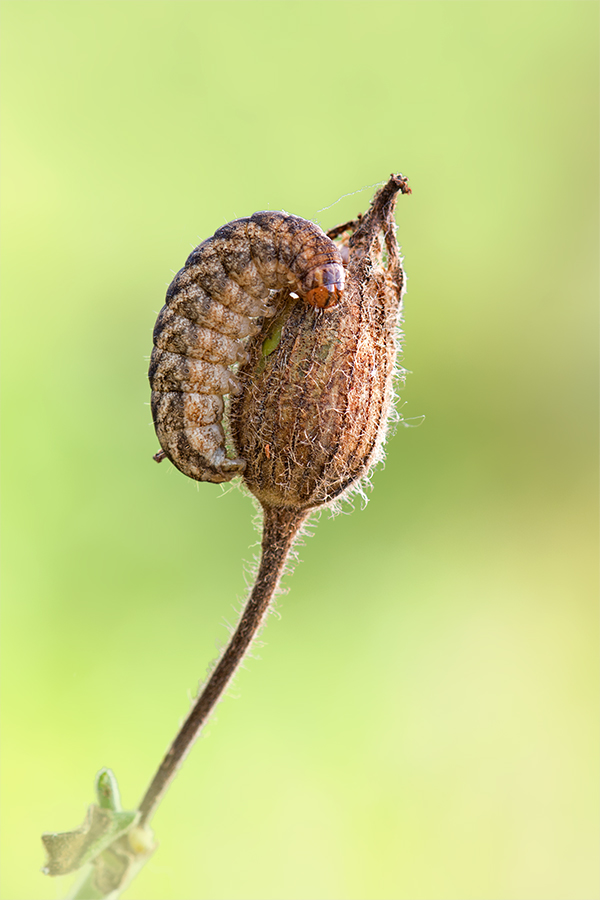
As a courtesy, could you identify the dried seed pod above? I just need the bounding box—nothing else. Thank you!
[229,174,411,511]
[149,213,345,483]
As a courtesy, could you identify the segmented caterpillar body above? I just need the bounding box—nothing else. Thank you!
[149,212,345,483]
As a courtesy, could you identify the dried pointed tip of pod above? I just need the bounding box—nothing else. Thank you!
[230,174,410,512]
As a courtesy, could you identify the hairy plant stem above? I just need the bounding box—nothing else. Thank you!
[137,504,307,827]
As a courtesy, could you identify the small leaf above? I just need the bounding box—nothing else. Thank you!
[68,826,157,900]
[95,769,122,812]
[41,803,139,876]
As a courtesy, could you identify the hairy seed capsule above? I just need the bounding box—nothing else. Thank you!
[229,174,411,511]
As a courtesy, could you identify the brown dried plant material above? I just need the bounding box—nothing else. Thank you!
[230,173,411,511]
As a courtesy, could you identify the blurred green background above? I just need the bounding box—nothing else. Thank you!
[1,2,598,899]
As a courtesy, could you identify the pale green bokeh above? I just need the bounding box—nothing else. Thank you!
[1,3,598,899]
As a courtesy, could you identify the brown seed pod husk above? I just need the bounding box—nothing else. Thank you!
[230,174,411,511]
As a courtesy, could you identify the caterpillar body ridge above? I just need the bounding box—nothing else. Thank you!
[149,211,345,483]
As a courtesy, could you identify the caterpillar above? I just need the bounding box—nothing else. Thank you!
[149,211,345,483]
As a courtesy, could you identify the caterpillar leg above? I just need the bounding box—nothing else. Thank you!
[151,392,245,483]
[154,423,246,483]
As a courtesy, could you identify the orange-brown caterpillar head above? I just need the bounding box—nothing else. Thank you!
[301,262,345,310]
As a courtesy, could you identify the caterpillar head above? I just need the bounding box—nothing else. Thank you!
[301,262,345,310]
